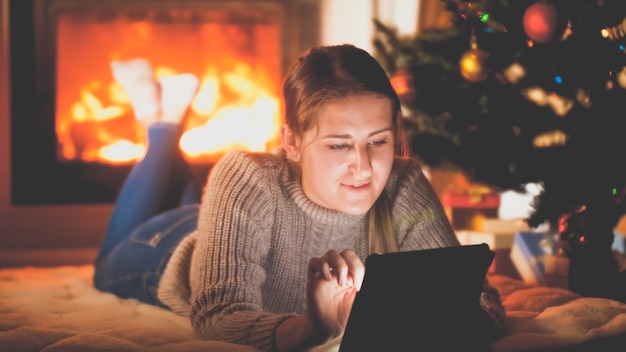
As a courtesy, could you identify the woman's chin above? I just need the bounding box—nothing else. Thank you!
[338,202,374,216]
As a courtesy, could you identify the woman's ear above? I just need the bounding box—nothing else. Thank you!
[280,124,300,161]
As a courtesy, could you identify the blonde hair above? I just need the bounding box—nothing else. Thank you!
[283,44,408,254]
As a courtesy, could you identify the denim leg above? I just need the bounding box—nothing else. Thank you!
[94,204,199,307]
[93,122,202,307]
[96,123,189,262]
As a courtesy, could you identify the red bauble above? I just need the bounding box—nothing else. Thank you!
[523,1,561,44]
[390,68,416,103]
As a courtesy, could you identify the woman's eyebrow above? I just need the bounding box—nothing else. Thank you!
[368,127,393,137]
[321,127,392,140]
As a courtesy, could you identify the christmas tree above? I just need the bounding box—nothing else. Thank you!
[373,0,626,300]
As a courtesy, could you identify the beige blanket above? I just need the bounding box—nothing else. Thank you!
[2,265,626,351]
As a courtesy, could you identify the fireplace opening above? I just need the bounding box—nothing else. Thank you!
[10,0,319,206]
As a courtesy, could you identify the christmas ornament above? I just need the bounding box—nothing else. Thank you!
[459,31,491,82]
[522,1,562,44]
[390,68,416,103]
[460,48,491,82]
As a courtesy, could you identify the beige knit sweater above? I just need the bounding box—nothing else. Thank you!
[157,149,506,351]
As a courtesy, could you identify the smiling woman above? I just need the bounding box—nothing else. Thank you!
[282,95,396,215]
[90,43,507,352]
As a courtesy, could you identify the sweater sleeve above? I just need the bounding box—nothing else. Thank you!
[390,157,508,340]
[188,151,295,351]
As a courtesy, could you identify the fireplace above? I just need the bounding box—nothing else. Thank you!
[0,0,319,262]
[11,0,318,206]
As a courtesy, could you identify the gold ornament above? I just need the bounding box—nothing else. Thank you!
[459,32,491,82]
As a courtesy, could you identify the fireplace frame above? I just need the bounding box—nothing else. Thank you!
[0,0,319,265]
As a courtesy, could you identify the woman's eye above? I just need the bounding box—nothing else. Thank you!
[329,144,350,151]
[370,139,388,147]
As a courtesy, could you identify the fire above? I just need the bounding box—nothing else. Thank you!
[57,61,282,165]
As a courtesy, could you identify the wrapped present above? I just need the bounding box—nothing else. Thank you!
[429,168,500,231]
[441,193,500,231]
[510,231,568,287]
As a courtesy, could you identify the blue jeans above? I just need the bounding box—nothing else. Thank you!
[93,124,201,308]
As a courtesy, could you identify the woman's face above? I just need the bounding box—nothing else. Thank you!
[296,95,395,215]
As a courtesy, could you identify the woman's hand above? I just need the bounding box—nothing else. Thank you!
[274,249,365,351]
[305,249,365,340]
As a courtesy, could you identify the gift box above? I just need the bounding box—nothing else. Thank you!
[510,231,550,286]
[441,193,500,231]
[510,231,568,288]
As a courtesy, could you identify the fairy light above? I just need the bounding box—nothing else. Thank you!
[601,17,626,40]
[601,28,610,38]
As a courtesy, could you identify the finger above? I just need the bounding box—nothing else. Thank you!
[307,257,332,281]
[340,249,365,290]
[322,250,347,285]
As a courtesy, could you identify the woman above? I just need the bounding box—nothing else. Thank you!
[94,44,506,351]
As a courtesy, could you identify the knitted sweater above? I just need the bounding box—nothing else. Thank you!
[157,149,506,351]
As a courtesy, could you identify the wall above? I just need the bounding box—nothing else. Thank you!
[320,0,420,53]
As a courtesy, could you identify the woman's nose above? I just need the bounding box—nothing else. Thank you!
[349,146,373,177]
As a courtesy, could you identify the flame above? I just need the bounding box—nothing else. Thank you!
[57,61,282,165]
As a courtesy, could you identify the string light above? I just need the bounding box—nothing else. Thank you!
[601,16,626,40]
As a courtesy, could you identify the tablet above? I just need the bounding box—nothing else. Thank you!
[339,243,496,352]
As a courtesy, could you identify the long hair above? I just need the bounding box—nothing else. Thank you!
[282,44,408,254]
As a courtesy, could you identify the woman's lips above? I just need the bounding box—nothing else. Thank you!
[345,183,371,191]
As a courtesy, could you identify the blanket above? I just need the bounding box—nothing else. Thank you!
[2,265,626,352]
